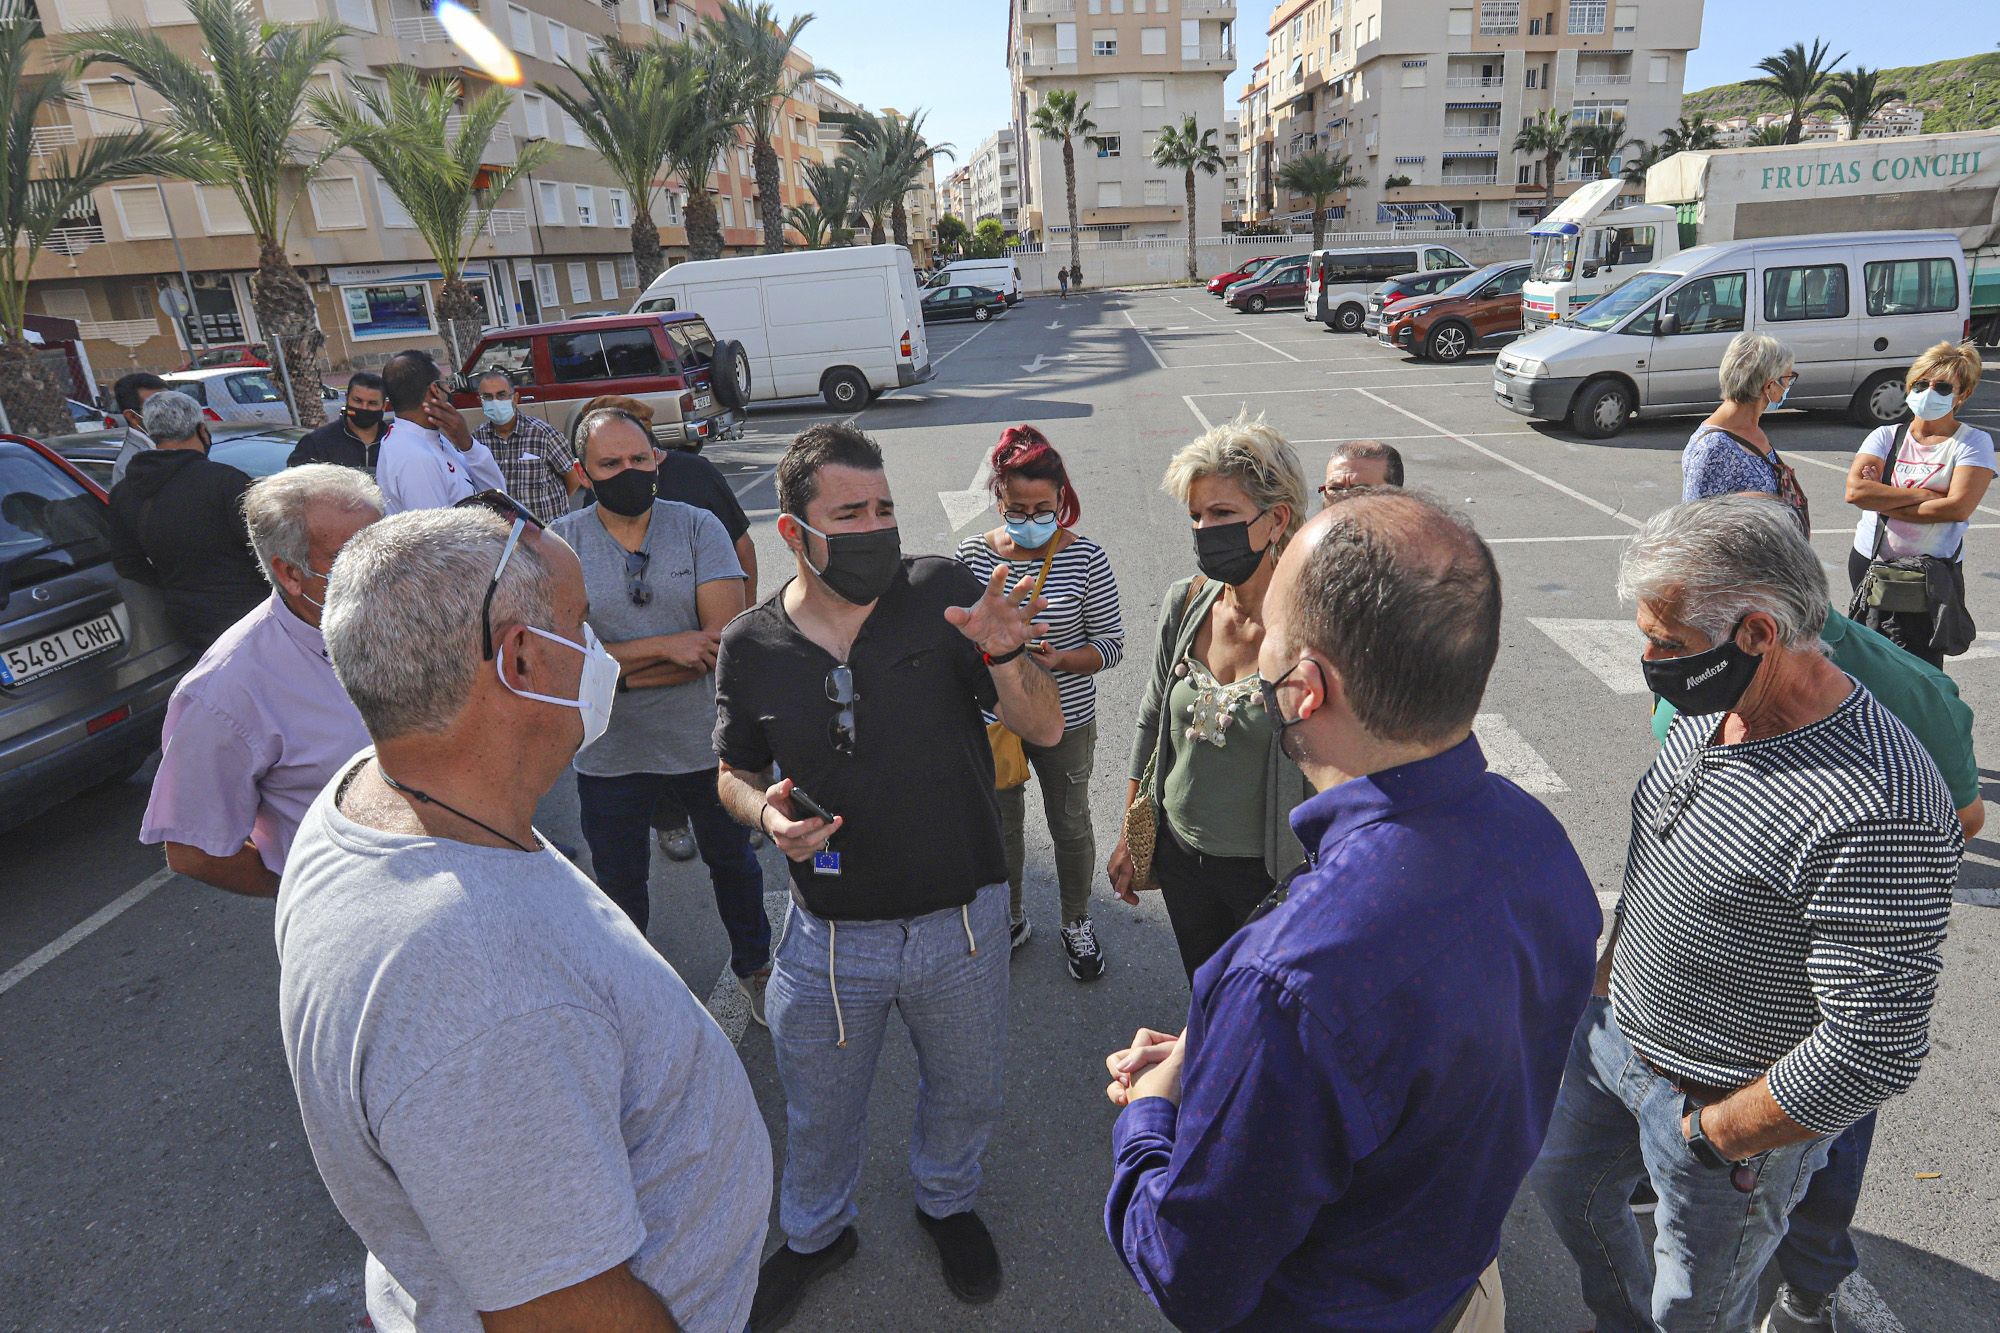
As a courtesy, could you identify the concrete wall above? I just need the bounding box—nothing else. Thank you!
[1015,229,1532,292]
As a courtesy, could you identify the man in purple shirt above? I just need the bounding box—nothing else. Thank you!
[141,465,381,895]
[1103,490,1601,1332]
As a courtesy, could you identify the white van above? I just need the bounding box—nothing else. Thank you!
[1304,241,1474,331]
[632,244,933,409]
[1493,231,1970,439]
[924,258,1023,304]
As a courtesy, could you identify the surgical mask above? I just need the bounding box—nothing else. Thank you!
[1003,512,1059,549]
[298,563,333,611]
[1640,619,1762,717]
[1194,514,1271,586]
[498,622,620,749]
[481,398,516,426]
[593,466,657,518]
[1768,379,1792,409]
[798,520,902,605]
[345,407,384,431]
[1907,385,1955,422]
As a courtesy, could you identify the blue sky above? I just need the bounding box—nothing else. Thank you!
[794,1,1995,181]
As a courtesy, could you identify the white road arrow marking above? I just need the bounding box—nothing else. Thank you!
[939,453,995,532]
[1473,714,1569,793]
[1046,319,1062,329]
[1020,352,1078,374]
[1530,617,1650,694]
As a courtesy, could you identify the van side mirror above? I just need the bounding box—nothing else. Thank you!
[1657,312,1681,337]
[1581,265,1599,278]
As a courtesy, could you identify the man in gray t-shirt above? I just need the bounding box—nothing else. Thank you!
[552,409,772,1020]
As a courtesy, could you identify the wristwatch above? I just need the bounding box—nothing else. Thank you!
[1684,1102,1732,1169]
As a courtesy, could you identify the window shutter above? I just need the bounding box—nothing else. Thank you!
[376,180,415,229]
[110,185,170,239]
[309,176,365,230]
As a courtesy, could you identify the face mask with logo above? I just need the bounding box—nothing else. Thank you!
[593,466,658,518]
[1640,618,1762,717]
[1004,513,1059,549]
[1194,513,1272,586]
[1907,385,1956,422]
[497,622,620,749]
[346,407,385,431]
[798,520,902,605]
[481,398,516,426]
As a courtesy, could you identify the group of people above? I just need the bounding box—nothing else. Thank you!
[117,325,1987,1332]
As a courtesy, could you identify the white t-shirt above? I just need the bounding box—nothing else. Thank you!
[375,416,507,515]
[1851,422,1998,560]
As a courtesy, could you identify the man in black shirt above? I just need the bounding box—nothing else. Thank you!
[287,372,388,474]
[715,423,1060,1328]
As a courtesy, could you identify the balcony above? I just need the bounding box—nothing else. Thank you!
[448,114,517,165]
[392,13,449,43]
[1445,75,1505,90]
[78,318,161,348]
[1443,123,1502,138]
[1018,49,1077,75]
[1575,73,1631,87]
[1181,42,1235,70]
[29,123,77,156]
[1179,0,1236,15]
[467,208,529,239]
[1441,172,1500,186]
[1020,0,1074,18]
[44,225,106,256]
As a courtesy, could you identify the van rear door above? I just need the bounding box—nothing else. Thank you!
[894,262,932,385]
[1759,254,1861,407]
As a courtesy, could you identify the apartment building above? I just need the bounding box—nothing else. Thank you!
[1006,0,1239,244]
[1240,0,1703,233]
[942,164,974,224]
[21,0,821,379]
[1222,114,1243,225]
[967,128,1022,234]
[1712,102,1928,146]
[807,84,939,263]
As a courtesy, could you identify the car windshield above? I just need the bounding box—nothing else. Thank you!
[1435,266,1506,300]
[1567,271,1680,332]
[0,444,114,596]
[1530,234,1577,283]
[209,436,296,478]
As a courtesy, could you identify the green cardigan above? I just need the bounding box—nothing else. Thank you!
[1126,574,1313,882]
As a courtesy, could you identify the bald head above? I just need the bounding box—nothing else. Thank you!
[578,408,654,470]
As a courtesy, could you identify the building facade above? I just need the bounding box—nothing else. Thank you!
[1222,113,1243,225]
[1006,0,1239,244]
[941,164,974,227]
[807,84,940,264]
[1240,0,1703,233]
[967,128,1022,234]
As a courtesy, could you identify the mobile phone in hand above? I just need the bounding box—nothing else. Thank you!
[790,787,836,824]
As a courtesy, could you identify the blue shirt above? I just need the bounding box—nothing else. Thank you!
[1104,736,1602,1331]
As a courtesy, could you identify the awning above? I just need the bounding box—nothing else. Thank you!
[1441,150,1499,158]
[1443,102,1498,111]
[1378,202,1458,223]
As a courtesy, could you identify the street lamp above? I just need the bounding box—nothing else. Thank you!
[108,74,208,353]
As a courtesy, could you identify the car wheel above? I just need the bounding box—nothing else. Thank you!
[1335,303,1365,333]
[1570,378,1634,440]
[973,305,992,322]
[711,338,752,411]
[1427,322,1471,363]
[1246,295,1267,314]
[822,368,869,410]
[1851,370,1907,427]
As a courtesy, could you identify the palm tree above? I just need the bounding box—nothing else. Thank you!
[1513,109,1572,217]
[1567,121,1632,183]
[703,1,838,254]
[312,71,550,368]
[1028,89,1096,283]
[1,22,184,436]
[1620,139,1665,186]
[656,39,749,262]
[1748,38,1847,144]
[65,0,349,426]
[785,201,831,248]
[846,134,895,244]
[1151,117,1224,282]
[539,39,697,285]
[1817,67,1904,140]
[1274,149,1365,254]
[803,156,857,245]
[1748,122,1791,147]
[1659,114,1721,153]
[851,109,953,250]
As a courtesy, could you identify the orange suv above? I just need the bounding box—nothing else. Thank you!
[1379,261,1530,362]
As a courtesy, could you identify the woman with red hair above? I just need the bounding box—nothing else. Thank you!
[956,425,1125,982]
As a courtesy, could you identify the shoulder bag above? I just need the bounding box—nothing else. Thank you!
[987,541,1060,790]
[1120,576,1208,894]
[1850,425,1933,617]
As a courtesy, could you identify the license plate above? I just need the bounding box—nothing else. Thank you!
[0,611,124,688]
[693,393,713,411]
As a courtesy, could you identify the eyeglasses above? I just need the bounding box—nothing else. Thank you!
[1774,371,1800,386]
[454,490,546,660]
[826,664,858,755]
[622,547,652,607]
[1002,510,1059,527]
[1909,378,1960,396]
[1317,481,1361,499]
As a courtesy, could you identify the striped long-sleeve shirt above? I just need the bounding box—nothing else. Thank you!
[1611,685,1960,1134]
[956,531,1124,730]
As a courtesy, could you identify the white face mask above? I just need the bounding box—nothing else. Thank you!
[1907,385,1957,422]
[497,622,620,749]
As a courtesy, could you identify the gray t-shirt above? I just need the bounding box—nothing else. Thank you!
[553,500,743,778]
[275,754,770,1332]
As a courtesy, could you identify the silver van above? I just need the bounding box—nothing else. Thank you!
[1493,231,1971,439]
[1305,242,1472,332]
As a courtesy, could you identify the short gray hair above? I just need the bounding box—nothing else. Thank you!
[140,390,203,442]
[243,464,384,589]
[323,508,557,741]
[1161,412,1311,550]
[1616,496,1828,650]
[1718,333,1794,405]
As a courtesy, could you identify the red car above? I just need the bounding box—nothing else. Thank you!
[178,343,269,372]
[1207,255,1277,296]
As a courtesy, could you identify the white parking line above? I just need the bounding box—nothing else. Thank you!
[1529,618,1650,694]
[1473,714,1569,793]
[1120,308,1170,370]
[0,867,175,998]
[1185,380,1491,399]
[930,320,998,366]
[1182,395,1214,431]
[1236,329,1302,362]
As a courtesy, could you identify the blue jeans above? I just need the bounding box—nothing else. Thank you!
[575,768,771,978]
[1529,997,1831,1332]
[1775,1110,1876,1295]
[766,882,1010,1254]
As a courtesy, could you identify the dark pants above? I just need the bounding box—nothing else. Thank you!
[1848,548,1945,668]
[1775,1110,1877,1295]
[576,768,771,978]
[1153,819,1274,981]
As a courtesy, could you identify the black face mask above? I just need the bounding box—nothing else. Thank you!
[345,407,384,431]
[1641,619,1762,716]
[1194,514,1272,586]
[800,521,902,605]
[594,466,658,518]
[1257,659,1319,765]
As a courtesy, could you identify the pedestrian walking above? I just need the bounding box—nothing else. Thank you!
[108,371,167,487]
[1057,267,1070,299]
[473,369,583,525]
[1102,490,1599,1331]
[140,465,380,896]
[1844,341,1992,666]
[1531,496,1961,1333]
[713,423,1063,1327]
[280,502,770,1331]
[287,372,389,475]
[1681,332,1810,533]
[956,425,1124,980]
[373,349,506,514]
[1318,438,1402,506]
[106,390,268,652]
[1109,414,1312,980]
[551,409,771,1018]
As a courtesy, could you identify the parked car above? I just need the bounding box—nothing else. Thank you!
[1494,230,1969,439]
[1380,261,1532,362]
[1226,256,1313,313]
[922,284,1008,323]
[1305,242,1474,331]
[453,311,748,450]
[162,367,291,426]
[1362,269,1475,335]
[1221,253,1308,303]
[67,398,117,431]
[48,426,306,492]
[925,258,1023,304]
[1207,255,1278,296]
[179,343,269,371]
[0,433,193,832]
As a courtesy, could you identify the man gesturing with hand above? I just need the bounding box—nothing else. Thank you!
[715,424,1061,1331]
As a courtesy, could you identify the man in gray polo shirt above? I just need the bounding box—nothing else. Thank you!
[552,408,772,1020]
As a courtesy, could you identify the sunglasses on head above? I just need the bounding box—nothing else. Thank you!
[453,490,546,660]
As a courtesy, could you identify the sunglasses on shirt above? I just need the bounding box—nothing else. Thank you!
[453,490,546,660]
[826,664,858,755]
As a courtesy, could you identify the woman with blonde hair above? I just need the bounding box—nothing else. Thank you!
[1109,413,1313,979]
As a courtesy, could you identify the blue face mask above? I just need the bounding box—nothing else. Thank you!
[1004,512,1060,548]
[1908,385,1956,422]
[1770,377,1793,409]
[481,398,516,426]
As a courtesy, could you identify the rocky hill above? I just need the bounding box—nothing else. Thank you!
[1682,51,2000,135]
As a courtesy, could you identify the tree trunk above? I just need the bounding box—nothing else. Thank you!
[891,196,910,250]
[1184,169,1199,282]
[1543,153,1560,217]
[1311,200,1326,254]
[1062,138,1081,284]
[686,192,723,262]
[631,208,664,286]
[868,211,886,245]
[435,277,483,375]
[755,136,787,254]
[251,239,326,429]
[0,337,70,439]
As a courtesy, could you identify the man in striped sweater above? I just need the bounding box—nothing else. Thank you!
[1530,497,1961,1333]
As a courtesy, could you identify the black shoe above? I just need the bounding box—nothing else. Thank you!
[657,823,697,861]
[915,1207,1002,1304]
[1009,914,1032,950]
[1762,1282,1838,1333]
[1060,916,1107,982]
[1629,1179,1658,1215]
[749,1226,858,1332]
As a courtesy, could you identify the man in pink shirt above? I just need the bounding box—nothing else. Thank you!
[140,465,382,895]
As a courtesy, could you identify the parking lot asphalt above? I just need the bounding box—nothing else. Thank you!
[5,287,2000,1331]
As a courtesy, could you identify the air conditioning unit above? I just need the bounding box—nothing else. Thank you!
[299,266,328,284]
[191,273,220,289]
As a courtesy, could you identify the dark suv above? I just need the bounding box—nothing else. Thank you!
[1362,269,1475,336]
[1226,257,1311,313]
